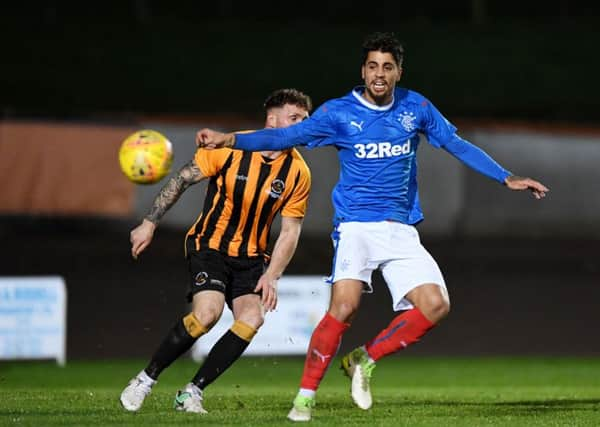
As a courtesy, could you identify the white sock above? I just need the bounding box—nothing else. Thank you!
[299,388,316,398]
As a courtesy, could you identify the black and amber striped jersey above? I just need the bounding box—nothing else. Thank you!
[185,147,311,258]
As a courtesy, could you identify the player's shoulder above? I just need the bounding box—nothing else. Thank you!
[227,129,257,157]
[395,88,432,109]
[288,149,311,177]
[312,92,362,122]
[197,146,235,158]
[195,146,235,166]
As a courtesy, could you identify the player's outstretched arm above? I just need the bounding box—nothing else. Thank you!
[504,175,549,200]
[196,129,236,150]
[254,216,304,311]
[130,159,206,259]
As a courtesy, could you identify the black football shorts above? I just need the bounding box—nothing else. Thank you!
[187,249,266,308]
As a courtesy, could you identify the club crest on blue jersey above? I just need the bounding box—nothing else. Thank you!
[398,111,417,132]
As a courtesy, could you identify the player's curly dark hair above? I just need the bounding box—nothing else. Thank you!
[264,88,313,113]
[362,32,404,66]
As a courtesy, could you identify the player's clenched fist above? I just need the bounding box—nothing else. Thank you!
[195,129,236,150]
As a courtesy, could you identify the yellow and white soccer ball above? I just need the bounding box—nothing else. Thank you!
[119,129,173,184]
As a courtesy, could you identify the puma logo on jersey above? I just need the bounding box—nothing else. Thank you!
[312,349,331,364]
[354,140,412,159]
[350,120,364,132]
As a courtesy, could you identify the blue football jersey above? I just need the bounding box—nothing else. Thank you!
[235,86,509,225]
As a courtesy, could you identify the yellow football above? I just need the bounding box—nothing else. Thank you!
[118,130,173,184]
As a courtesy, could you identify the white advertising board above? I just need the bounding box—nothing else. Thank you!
[192,275,329,359]
[0,276,67,365]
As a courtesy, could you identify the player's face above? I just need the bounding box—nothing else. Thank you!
[361,50,402,106]
[266,104,309,129]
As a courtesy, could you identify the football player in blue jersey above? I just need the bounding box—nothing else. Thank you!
[196,32,548,422]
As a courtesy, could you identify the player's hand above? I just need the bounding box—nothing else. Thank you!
[504,175,549,200]
[130,219,157,260]
[195,129,236,150]
[254,272,278,312]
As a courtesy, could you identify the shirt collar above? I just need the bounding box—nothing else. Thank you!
[351,86,395,111]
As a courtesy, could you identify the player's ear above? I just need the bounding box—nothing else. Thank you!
[266,113,277,128]
[361,64,366,80]
[396,67,403,82]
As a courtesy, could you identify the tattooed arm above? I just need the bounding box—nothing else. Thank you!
[145,160,206,224]
[130,160,205,259]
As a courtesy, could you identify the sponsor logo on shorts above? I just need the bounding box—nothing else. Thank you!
[194,272,209,286]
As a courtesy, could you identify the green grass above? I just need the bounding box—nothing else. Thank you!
[1,357,599,426]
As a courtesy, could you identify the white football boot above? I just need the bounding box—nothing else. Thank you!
[287,394,316,422]
[173,383,208,414]
[120,370,156,411]
[341,346,376,410]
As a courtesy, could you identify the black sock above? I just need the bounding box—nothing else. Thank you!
[192,330,250,389]
[144,317,197,380]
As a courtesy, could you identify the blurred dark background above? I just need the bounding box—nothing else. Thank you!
[1,2,599,359]
[1,1,599,122]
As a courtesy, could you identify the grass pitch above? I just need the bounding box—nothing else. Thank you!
[1,356,599,426]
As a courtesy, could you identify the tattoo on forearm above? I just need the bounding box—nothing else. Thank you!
[145,161,203,224]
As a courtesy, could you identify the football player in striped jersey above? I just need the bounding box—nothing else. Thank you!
[120,89,312,414]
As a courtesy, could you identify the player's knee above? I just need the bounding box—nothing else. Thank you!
[434,297,450,319]
[235,311,264,330]
[421,293,450,323]
[329,299,359,323]
[233,296,265,329]
[192,306,221,330]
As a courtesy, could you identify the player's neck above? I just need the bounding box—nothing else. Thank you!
[362,90,394,107]
[261,150,283,160]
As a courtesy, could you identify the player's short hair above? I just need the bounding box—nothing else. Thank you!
[362,32,404,66]
[264,88,313,113]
